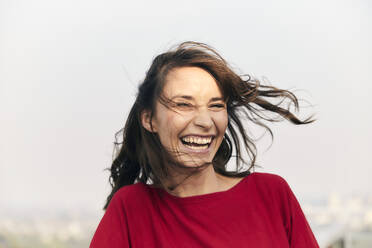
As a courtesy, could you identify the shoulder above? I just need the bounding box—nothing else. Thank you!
[114,182,150,200]
[249,172,289,187]
[245,172,299,214]
[247,172,293,200]
[109,182,153,208]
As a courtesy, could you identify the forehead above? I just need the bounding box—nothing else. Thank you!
[162,66,223,99]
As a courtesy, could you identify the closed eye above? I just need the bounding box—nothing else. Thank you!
[176,102,192,107]
[173,102,195,111]
[210,104,226,109]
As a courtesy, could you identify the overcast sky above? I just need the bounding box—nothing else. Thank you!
[0,0,371,212]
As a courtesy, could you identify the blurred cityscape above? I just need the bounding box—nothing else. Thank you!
[0,207,99,248]
[1,194,372,248]
[304,193,372,248]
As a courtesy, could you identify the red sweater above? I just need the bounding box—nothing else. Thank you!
[90,173,319,247]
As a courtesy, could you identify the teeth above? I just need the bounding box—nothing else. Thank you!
[184,143,209,150]
[181,136,212,145]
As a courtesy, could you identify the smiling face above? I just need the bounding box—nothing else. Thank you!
[142,66,228,167]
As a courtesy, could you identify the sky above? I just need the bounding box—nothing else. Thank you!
[0,0,371,213]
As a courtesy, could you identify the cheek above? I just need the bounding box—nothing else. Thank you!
[157,112,190,143]
[214,111,228,133]
[167,115,193,140]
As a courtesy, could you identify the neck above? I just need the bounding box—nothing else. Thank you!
[165,165,226,197]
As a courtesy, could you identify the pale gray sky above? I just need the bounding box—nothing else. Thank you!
[0,0,371,212]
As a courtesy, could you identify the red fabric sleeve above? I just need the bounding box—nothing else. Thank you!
[279,178,319,248]
[89,193,130,248]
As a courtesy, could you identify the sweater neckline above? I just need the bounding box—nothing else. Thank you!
[154,173,251,205]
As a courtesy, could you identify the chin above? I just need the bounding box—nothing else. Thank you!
[176,154,215,168]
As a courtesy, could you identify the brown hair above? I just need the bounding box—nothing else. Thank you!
[103,41,314,210]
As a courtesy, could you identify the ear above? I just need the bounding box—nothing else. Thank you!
[141,110,157,133]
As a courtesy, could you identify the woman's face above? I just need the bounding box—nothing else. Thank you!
[146,66,228,167]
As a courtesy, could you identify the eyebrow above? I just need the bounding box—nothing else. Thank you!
[171,95,224,102]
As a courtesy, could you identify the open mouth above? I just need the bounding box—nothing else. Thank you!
[180,135,214,150]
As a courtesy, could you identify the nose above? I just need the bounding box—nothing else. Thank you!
[193,108,213,130]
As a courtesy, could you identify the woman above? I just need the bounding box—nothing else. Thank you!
[90,42,319,247]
